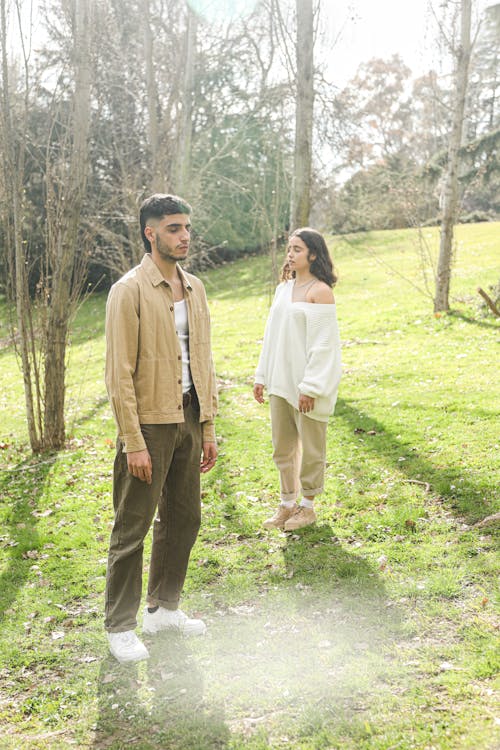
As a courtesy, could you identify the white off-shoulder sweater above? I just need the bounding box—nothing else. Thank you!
[255,280,342,422]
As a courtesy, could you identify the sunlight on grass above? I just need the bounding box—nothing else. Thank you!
[0,223,499,749]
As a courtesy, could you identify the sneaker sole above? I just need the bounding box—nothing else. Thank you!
[141,624,160,635]
[142,623,207,637]
[284,520,317,531]
[182,625,207,637]
[109,648,149,663]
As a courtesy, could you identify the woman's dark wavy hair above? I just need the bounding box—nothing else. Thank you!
[281,227,337,286]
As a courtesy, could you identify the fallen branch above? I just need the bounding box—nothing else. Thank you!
[403,479,431,493]
[477,287,500,317]
[473,512,500,529]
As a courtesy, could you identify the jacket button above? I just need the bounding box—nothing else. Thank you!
[178,404,182,410]
[178,355,181,361]
[170,305,174,312]
[178,379,182,384]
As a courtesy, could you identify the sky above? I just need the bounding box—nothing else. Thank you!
[322,0,493,86]
[324,0,432,84]
[12,0,495,84]
[183,0,494,87]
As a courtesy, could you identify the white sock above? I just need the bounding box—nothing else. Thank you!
[280,499,297,508]
[299,498,314,508]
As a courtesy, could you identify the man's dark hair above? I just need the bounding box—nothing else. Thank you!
[139,193,192,253]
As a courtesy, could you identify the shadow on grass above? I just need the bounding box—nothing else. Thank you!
[335,398,496,524]
[66,394,110,434]
[448,310,499,329]
[280,521,397,637]
[0,454,57,627]
[282,522,384,592]
[93,593,406,750]
[93,637,230,750]
[92,532,404,749]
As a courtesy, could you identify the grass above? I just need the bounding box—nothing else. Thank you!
[0,222,499,749]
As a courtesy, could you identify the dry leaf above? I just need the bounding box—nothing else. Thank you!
[378,554,388,571]
[439,662,455,671]
[22,550,39,559]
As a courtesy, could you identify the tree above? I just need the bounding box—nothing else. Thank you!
[323,56,445,233]
[176,2,292,260]
[174,6,197,194]
[290,0,314,230]
[0,0,41,450]
[143,0,166,192]
[0,0,93,451]
[43,0,93,447]
[86,0,151,279]
[435,0,472,312]
[467,2,500,136]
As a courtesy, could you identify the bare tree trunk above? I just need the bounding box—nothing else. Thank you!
[435,0,472,312]
[175,9,197,194]
[290,0,314,231]
[0,0,42,451]
[143,0,165,192]
[43,0,92,449]
[271,149,281,284]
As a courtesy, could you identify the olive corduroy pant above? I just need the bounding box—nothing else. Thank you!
[105,401,202,633]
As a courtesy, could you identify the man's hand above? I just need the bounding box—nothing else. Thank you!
[127,449,153,484]
[200,441,217,473]
[253,383,265,404]
[298,393,315,414]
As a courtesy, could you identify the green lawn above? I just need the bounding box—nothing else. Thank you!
[0,222,499,749]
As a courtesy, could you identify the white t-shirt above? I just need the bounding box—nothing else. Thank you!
[174,299,193,393]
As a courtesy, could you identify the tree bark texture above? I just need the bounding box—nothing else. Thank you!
[43,0,92,449]
[477,286,500,316]
[143,0,166,192]
[175,9,197,194]
[435,0,472,312]
[290,0,314,231]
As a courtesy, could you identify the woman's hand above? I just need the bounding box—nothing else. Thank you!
[298,393,315,413]
[253,383,265,403]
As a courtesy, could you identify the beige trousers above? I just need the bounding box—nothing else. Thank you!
[269,395,327,502]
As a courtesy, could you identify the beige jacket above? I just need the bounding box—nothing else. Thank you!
[105,253,217,452]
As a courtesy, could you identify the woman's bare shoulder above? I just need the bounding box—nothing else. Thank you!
[308,281,335,304]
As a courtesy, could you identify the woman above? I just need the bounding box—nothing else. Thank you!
[253,228,341,531]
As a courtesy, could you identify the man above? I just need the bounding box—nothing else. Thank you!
[104,193,218,663]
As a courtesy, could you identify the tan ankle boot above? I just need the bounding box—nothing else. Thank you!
[283,505,317,531]
[263,504,297,529]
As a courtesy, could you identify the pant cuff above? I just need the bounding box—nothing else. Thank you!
[146,596,179,611]
[105,623,137,633]
[280,492,299,502]
[300,486,323,497]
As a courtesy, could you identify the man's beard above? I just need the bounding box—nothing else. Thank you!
[156,235,188,262]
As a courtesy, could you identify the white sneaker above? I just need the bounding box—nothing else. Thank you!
[142,607,207,636]
[107,630,149,663]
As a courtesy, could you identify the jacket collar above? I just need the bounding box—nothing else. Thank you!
[141,253,192,290]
